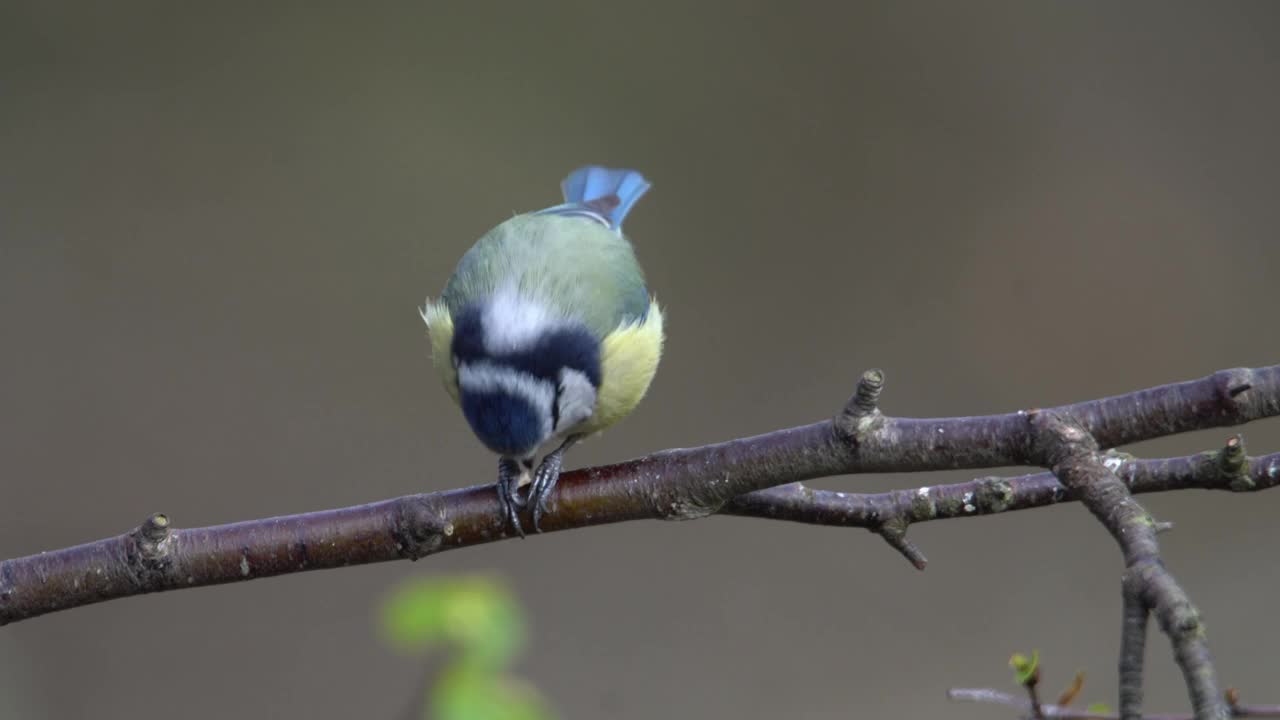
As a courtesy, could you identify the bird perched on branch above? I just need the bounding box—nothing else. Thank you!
[420,166,664,536]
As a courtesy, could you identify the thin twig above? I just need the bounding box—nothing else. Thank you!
[949,687,1280,720]
[1026,671,1046,720]
[1120,584,1149,720]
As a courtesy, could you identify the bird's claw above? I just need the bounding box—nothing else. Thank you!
[494,436,580,536]
[497,458,527,538]
[527,435,580,532]
[528,452,564,532]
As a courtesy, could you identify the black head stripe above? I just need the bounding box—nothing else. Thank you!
[451,301,602,389]
[520,328,602,388]
[450,304,486,364]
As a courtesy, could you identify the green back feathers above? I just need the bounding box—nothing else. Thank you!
[439,215,650,338]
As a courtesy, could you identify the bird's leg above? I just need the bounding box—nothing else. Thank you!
[497,457,528,538]
[528,435,581,532]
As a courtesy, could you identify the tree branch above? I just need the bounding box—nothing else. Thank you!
[723,441,1280,568]
[1031,412,1225,720]
[1,365,1277,628]
[1120,583,1150,720]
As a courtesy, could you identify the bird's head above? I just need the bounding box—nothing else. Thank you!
[450,294,601,460]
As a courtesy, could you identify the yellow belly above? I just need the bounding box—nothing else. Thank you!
[579,300,664,435]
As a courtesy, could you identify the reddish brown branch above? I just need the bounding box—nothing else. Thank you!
[1,365,1277,627]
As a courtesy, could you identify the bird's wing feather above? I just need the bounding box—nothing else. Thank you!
[420,300,460,405]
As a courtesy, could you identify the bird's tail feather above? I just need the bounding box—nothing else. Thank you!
[560,166,651,229]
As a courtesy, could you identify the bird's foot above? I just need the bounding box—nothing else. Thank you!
[527,436,580,532]
[497,458,528,538]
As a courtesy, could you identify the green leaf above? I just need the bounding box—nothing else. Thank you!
[381,576,525,668]
[1009,649,1040,685]
[432,664,555,720]
[1086,702,1112,715]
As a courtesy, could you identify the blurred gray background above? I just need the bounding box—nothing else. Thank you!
[3,2,1279,718]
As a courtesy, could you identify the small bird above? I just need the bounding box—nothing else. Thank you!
[420,166,664,535]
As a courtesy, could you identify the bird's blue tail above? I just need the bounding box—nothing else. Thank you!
[560,166,651,229]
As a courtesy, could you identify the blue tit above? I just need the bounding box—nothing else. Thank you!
[420,166,664,535]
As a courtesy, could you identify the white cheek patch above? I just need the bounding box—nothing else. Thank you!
[555,368,598,432]
[458,361,556,440]
[482,289,563,354]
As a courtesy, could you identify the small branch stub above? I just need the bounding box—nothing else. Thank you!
[127,512,174,586]
[1220,436,1253,491]
[876,518,928,571]
[836,368,885,441]
[139,513,171,545]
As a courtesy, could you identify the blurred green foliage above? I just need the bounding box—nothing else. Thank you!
[381,576,557,720]
[1009,649,1040,686]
